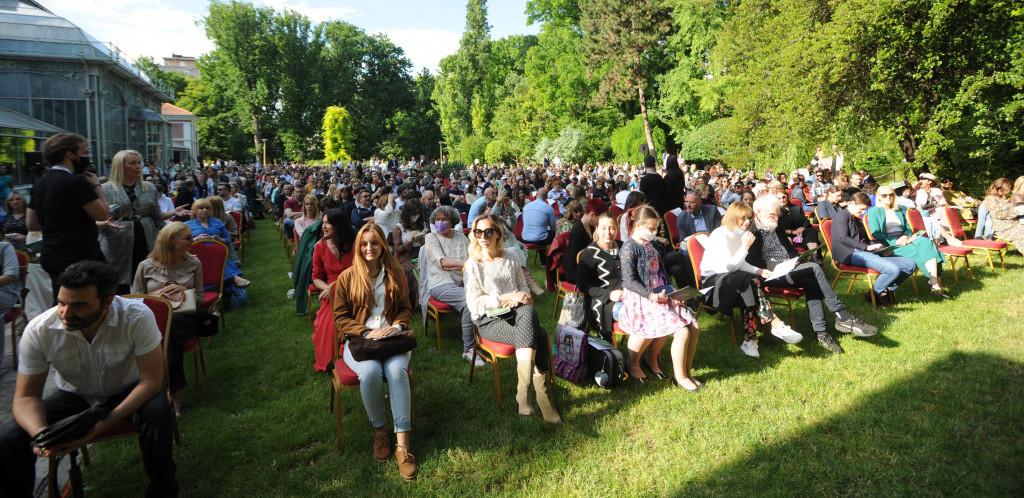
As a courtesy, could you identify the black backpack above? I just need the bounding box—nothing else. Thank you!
[586,336,626,389]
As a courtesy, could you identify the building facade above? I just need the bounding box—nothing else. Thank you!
[160,54,199,78]
[162,103,198,166]
[0,0,175,186]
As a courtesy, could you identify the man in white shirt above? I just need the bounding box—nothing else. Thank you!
[0,261,178,496]
[219,183,244,212]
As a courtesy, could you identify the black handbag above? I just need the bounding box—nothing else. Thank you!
[31,404,111,451]
[347,329,418,362]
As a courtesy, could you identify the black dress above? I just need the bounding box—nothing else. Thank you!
[576,241,623,341]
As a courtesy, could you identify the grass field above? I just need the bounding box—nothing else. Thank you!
[79,219,1023,496]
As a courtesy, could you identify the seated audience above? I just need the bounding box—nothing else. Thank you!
[576,212,622,342]
[311,208,356,372]
[332,224,417,481]
[186,198,251,289]
[776,189,820,253]
[815,186,844,221]
[557,200,583,235]
[700,203,803,358]
[562,199,608,285]
[619,206,702,390]
[373,192,399,236]
[392,199,428,304]
[831,193,918,305]
[1,261,178,496]
[981,178,1024,256]
[866,185,950,298]
[464,215,561,424]
[132,222,218,415]
[293,194,321,242]
[421,206,481,366]
[746,196,877,353]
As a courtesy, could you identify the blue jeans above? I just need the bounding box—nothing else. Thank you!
[975,202,994,239]
[848,250,918,294]
[343,344,413,433]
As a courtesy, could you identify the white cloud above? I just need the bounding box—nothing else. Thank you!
[376,28,460,74]
[257,0,357,23]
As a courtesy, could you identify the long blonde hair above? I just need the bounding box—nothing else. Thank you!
[467,214,506,261]
[206,195,227,220]
[149,222,191,265]
[108,150,151,192]
[345,224,407,309]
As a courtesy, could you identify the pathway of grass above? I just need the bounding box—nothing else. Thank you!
[82,219,1023,496]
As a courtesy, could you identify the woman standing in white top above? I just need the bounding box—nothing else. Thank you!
[699,203,802,358]
[464,214,561,424]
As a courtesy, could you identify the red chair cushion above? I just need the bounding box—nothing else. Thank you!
[428,297,455,311]
[3,308,21,323]
[764,287,805,298]
[838,264,880,275]
[961,239,1008,250]
[559,281,577,293]
[524,243,546,250]
[183,334,199,352]
[334,356,360,386]
[937,245,973,256]
[202,292,219,306]
[479,336,516,356]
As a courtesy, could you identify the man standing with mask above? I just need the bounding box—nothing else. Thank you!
[27,133,112,302]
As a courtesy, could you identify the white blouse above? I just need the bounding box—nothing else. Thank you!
[463,256,528,320]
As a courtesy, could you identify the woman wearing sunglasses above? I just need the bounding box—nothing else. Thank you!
[463,215,561,424]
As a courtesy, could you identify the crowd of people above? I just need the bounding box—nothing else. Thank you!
[1,132,1022,490]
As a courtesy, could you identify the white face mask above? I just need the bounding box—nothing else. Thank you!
[733,227,747,236]
[636,227,656,242]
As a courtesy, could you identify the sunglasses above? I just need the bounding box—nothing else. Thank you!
[472,228,499,239]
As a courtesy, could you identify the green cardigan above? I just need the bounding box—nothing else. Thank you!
[292,220,322,315]
[865,206,911,244]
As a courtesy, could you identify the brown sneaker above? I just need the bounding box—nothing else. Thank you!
[373,430,392,462]
[395,446,418,481]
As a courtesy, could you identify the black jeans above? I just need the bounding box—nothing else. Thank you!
[766,262,846,333]
[0,386,179,497]
[664,249,696,289]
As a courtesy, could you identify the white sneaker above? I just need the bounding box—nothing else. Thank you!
[740,339,760,358]
[462,351,486,367]
[771,324,803,344]
[286,288,295,299]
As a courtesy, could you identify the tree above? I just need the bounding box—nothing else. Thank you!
[134,56,191,98]
[432,0,492,150]
[322,106,353,162]
[202,0,280,157]
[175,52,251,160]
[272,10,325,162]
[580,0,671,155]
[611,114,666,165]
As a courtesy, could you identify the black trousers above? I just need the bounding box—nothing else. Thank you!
[0,386,179,497]
[41,248,105,305]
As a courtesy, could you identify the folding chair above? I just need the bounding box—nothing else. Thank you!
[188,240,228,329]
[941,206,1007,274]
[685,237,737,346]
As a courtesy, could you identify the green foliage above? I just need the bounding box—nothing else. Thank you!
[321,106,353,162]
[134,56,191,98]
[534,125,588,165]
[457,134,489,164]
[676,118,736,164]
[433,0,493,148]
[611,115,666,164]
[485,138,518,164]
[175,52,252,160]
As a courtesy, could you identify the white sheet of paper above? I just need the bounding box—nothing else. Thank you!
[767,257,799,280]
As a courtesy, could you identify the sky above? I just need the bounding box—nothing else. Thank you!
[40,0,540,73]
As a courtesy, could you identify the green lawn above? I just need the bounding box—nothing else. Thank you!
[80,219,1023,496]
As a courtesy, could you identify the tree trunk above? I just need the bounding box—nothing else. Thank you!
[638,84,655,159]
[251,112,262,164]
[898,117,925,177]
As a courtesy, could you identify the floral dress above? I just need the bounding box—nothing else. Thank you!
[618,241,696,338]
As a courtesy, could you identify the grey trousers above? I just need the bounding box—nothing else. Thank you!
[429,283,475,352]
[768,262,846,333]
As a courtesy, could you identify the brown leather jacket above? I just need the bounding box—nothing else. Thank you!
[332,267,412,339]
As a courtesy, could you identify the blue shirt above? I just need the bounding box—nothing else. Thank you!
[690,212,708,234]
[521,199,557,242]
[467,196,490,224]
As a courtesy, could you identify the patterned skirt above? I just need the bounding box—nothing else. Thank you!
[618,289,697,339]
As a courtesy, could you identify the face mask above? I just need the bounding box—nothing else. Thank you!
[636,228,656,242]
[733,227,747,236]
[411,215,420,222]
[434,221,450,233]
[72,154,91,173]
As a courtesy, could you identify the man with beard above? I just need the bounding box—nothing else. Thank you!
[0,261,178,497]
[745,196,877,353]
[27,133,111,303]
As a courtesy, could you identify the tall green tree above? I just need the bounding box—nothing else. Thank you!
[202,0,279,157]
[433,0,493,159]
[175,52,251,160]
[134,56,191,98]
[580,0,672,156]
[272,10,324,162]
[322,106,353,162]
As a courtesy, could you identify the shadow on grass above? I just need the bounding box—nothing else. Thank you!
[673,351,1024,496]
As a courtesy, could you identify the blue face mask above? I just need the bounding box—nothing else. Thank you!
[734,228,747,236]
